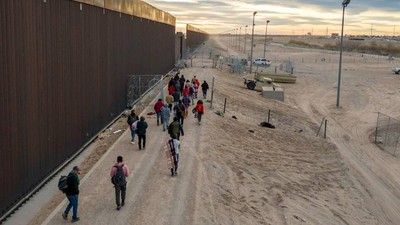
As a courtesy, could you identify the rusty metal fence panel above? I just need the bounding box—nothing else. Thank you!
[0,0,175,218]
[375,112,400,155]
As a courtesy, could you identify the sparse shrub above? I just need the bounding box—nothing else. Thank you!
[290,38,400,57]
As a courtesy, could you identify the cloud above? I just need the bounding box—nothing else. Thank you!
[145,0,400,35]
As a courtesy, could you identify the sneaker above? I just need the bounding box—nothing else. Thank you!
[117,205,121,210]
[62,213,68,220]
[121,201,125,207]
[71,217,80,223]
[171,173,175,177]
[131,141,135,144]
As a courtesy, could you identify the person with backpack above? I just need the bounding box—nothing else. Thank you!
[127,109,139,144]
[192,81,199,99]
[168,117,184,140]
[62,166,81,223]
[165,93,174,111]
[110,156,129,210]
[130,119,139,145]
[189,84,195,105]
[182,86,190,97]
[182,94,191,119]
[161,104,171,132]
[154,99,164,126]
[173,100,185,125]
[172,90,180,106]
[136,116,148,150]
[195,79,200,96]
[201,81,209,99]
[193,100,205,125]
[165,134,180,177]
[185,79,191,89]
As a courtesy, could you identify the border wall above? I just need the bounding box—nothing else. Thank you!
[175,32,186,61]
[0,0,175,217]
[186,24,209,49]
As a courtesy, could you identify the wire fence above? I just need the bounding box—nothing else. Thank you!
[375,112,400,155]
[126,75,163,109]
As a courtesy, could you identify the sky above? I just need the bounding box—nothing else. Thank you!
[144,0,400,36]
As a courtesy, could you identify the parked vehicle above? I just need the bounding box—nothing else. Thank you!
[392,66,400,74]
[252,58,271,66]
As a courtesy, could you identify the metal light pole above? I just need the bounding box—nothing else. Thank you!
[336,0,350,108]
[236,28,238,48]
[238,27,242,51]
[250,11,257,74]
[231,30,233,46]
[236,28,239,48]
[263,20,270,58]
[244,25,248,53]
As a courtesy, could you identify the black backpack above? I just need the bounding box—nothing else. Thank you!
[58,175,69,193]
[189,86,194,94]
[111,165,126,186]
[127,115,135,125]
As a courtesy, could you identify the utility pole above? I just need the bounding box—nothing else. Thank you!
[249,11,257,74]
[238,27,242,51]
[244,25,248,54]
[371,24,373,37]
[263,20,270,59]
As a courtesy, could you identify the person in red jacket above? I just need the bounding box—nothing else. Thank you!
[154,99,164,126]
[182,86,190,97]
[193,100,204,125]
[168,85,175,95]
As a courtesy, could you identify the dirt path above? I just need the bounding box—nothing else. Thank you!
[42,66,210,225]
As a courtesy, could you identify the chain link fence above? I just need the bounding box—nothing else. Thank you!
[126,74,163,111]
[375,112,400,155]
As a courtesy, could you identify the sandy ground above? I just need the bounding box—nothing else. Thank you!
[16,36,400,225]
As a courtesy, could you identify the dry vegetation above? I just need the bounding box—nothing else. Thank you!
[257,36,400,57]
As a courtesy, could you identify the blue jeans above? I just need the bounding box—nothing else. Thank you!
[130,128,136,142]
[163,117,170,131]
[156,112,163,125]
[65,195,79,219]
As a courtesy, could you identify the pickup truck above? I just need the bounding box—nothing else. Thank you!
[253,58,272,66]
[393,66,400,74]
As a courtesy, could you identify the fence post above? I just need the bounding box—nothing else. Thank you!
[395,135,400,156]
[317,117,325,137]
[375,112,380,144]
[383,117,391,150]
[324,119,327,138]
[210,76,215,109]
[223,98,227,113]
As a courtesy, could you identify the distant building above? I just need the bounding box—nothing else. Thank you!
[331,33,339,38]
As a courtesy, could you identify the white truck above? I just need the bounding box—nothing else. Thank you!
[252,58,272,66]
[392,66,400,75]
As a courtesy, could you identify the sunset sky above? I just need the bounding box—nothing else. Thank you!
[145,0,400,36]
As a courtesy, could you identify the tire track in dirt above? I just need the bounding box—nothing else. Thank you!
[287,70,400,224]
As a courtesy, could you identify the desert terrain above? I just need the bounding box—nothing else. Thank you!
[8,35,400,225]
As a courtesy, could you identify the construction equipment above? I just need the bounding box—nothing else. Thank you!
[243,75,276,91]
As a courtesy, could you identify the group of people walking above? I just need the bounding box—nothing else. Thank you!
[62,74,208,220]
